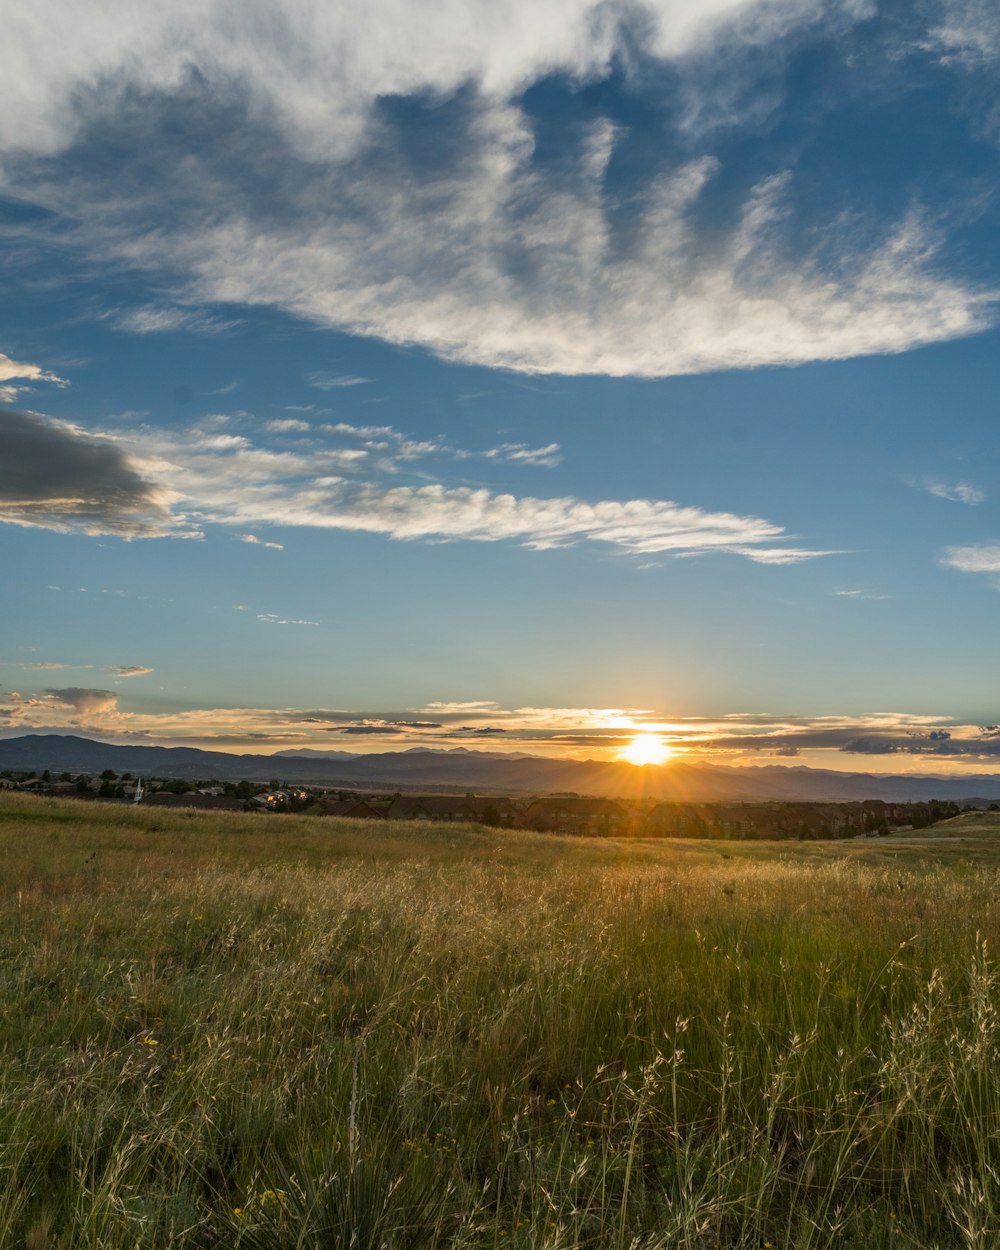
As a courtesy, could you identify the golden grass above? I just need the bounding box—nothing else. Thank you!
[3,794,1000,1248]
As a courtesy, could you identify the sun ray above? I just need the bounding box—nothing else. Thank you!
[619,733,673,767]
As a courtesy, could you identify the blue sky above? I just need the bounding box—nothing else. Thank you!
[2,0,1000,772]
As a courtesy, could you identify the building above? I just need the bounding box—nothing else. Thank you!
[522,796,629,836]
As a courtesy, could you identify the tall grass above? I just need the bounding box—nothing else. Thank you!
[2,794,1000,1247]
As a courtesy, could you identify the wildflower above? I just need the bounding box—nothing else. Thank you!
[257,1189,288,1205]
[141,1036,158,1047]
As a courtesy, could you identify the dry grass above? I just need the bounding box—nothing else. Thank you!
[3,793,1000,1248]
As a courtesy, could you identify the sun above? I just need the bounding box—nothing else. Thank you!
[619,733,674,767]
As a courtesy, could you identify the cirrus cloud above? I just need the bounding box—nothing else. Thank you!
[3,407,835,563]
[1,3,992,379]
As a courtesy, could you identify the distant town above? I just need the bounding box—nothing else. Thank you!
[2,767,985,840]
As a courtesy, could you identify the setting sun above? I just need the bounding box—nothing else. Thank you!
[619,733,673,767]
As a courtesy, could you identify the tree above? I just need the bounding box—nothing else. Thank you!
[100,769,118,781]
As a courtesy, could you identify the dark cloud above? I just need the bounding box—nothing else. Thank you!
[0,408,181,537]
[457,726,507,735]
[841,734,1000,757]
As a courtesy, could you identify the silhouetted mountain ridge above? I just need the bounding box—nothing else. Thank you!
[2,734,1000,802]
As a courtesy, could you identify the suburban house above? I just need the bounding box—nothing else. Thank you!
[522,796,629,836]
[250,791,287,809]
[145,792,245,811]
[319,798,386,820]
[385,795,490,822]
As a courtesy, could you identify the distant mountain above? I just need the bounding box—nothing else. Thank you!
[3,733,1000,802]
[269,748,361,760]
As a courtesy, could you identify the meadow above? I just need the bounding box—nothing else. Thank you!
[2,793,1000,1249]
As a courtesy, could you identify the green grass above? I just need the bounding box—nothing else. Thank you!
[3,794,1000,1248]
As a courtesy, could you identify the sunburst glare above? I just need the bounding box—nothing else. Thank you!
[619,733,674,767]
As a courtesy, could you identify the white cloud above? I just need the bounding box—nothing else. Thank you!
[42,687,119,719]
[942,543,1000,586]
[114,306,242,335]
[482,442,563,467]
[0,1,804,162]
[926,0,1000,66]
[730,546,843,565]
[306,373,372,389]
[256,613,318,626]
[266,418,311,432]
[190,473,828,560]
[924,479,986,505]
[2,3,990,380]
[157,142,991,379]
[239,532,284,550]
[104,664,154,676]
[6,412,834,562]
[0,351,67,402]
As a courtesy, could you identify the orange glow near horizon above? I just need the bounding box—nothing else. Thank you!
[619,733,674,767]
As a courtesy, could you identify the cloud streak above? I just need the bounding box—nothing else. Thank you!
[4,695,1000,769]
[114,306,242,335]
[922,479,985,505]
[3,408,833,563]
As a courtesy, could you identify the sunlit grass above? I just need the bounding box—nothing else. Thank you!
[2,793,1000,1247]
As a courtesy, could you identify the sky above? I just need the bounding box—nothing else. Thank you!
[2,0,1000,774]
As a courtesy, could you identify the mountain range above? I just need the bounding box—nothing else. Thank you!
[2,734,1000,803]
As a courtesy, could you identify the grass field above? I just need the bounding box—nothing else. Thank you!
[3,793,1000,1249]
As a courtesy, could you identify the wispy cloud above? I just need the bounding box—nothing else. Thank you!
[256,613,319,626]
[0,1,786,162]
[117,143,994,379]
[104,665,154,677]
[306,372,372,390]
[921,479,986,505]
[265,419,311,433]
[480,443,563,467]
[3,409,834,563]
[114,306,242,335]
[0,351,67,402]
[925,0,1000,66]
[942,543,1000,587]
[2,5,993,380]
[239,533,284,550]
[324,423,563,469]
